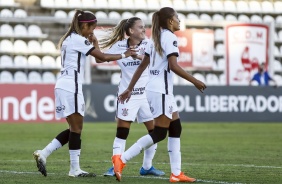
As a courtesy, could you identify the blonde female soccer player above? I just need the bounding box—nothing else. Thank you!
[95,17,164,177]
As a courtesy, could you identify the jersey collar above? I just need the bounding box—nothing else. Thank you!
[162,28,173,34]
[126,38,142,48]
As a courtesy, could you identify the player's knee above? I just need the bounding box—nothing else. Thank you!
[116,127,130,139]
[149,126,168,143]
[168,119,182,138]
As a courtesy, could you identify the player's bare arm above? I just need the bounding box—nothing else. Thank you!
[88,33,100,51]
[90,48,137,62]
[168,56,207,93]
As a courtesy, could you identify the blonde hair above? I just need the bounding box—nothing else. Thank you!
[100,17,141,49]
[57,10,97,49]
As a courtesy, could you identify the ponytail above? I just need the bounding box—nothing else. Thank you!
[152,11,162,56]
[152,7,176,56]
[100,17,141,49]
[57,10,97,49]
[99,19,128,49]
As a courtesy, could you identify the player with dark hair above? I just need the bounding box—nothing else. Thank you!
[113,7,206,182]
[96,17,164,177]
[33,9,136,177]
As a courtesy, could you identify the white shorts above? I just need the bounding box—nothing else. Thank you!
[55,88,85,118]
[116,98,153,123]
[146,91,178,119]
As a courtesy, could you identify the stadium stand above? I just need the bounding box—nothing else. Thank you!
[42,55,56,69]
[42,71,56,83]
[14,55,28,68]
[28,55,41,68]
[0,71,13,83]
[0,0,281,86]
[28,71,42,83]
[14,71,28,83]
[0,55,13,68]
[14,24,28,37]
[110,72,121,85]
[13,8,27,18]
[0,9,13,17]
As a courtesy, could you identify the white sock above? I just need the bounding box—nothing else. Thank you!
[69,149,81,171]
[142,143,157,170]
[113,137,126,155]
[41,138,62,158]
[168,137,181,176]
[121,134,154,163]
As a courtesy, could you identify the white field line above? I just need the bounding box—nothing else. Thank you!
[0,170,244,184]
[4,160,282,169]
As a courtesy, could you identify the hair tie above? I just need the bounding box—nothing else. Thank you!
[79,19,97,23]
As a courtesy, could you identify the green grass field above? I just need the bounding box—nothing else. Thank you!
[0,122,281,184]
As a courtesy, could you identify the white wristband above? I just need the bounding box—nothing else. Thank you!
[121,53,126,58]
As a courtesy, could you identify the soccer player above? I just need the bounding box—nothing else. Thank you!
[94,17,164,177]
[32,10,136,177]
[113,7,206,182]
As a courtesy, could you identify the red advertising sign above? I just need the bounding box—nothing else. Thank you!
[0,84,63,123]
[146,29,214,69]
[92,28,214,70]
[225,24,269,85]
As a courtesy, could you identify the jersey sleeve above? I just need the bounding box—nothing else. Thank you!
[103,42,119,54]
[163,33,179,59]
[73,35,95,56]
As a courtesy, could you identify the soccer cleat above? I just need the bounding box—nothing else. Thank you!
[103,166,115,176]
[68,169,96,177]
[33,150,47,177]
[169,172,196,183]
[140,166,165,176]
[112,155,126,182]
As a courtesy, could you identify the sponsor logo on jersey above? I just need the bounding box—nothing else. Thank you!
[141,41,147,45]
[56,105,65,113]
[118,44,127,47]
[150,70,160,75]
[132,87,145,95]
[122,108,128,116]
[85,40,91,45]
[139,48,145,55]
[122,61,140,67]
[173,41,177,47]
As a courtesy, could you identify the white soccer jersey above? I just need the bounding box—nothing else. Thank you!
[55,32,95,94]
[105,38,149,99]
[145,29,179,95]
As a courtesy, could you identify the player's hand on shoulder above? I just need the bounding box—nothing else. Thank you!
[118,89,132,104]
[193,79,207,93]
[124,46,138,58]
